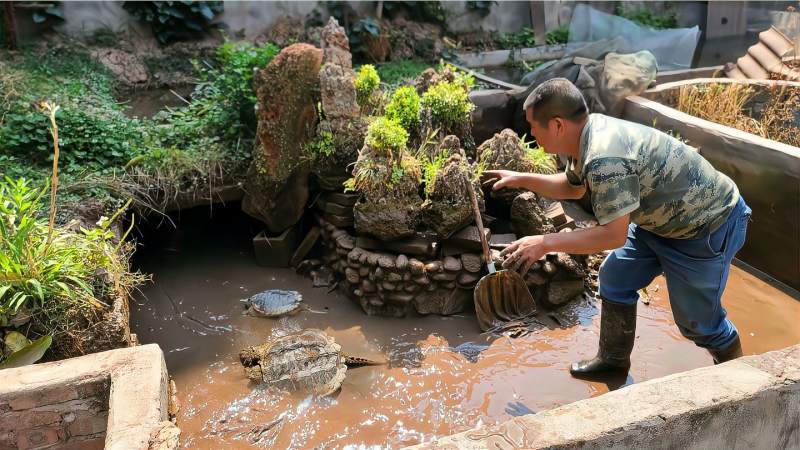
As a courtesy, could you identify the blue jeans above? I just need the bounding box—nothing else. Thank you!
[598,197,752,350]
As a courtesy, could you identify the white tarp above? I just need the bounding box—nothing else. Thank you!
[567,4,700,70]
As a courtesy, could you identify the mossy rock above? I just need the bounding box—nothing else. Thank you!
[421,150,479,238]
[242,43,322,231]
[313,117,368,191]
[477,128,536,214]
[353,197,422,241]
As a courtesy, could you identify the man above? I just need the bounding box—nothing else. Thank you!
[485,78,751,378]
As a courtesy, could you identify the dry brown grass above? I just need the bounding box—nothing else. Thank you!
[675,82,799,147]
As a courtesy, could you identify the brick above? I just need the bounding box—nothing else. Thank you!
[0,411,62,432]
[16,426,62,450]
[9,387,78,411]
[66,410,108,437]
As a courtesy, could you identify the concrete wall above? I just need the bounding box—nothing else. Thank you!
[46,1,534,39]
[33,1,714,40]
[407,344,800,449]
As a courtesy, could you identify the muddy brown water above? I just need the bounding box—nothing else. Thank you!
[130,206,800,449]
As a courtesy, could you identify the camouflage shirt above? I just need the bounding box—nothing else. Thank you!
[565,114,739,239]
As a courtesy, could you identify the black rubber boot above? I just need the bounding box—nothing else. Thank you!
[570,299,637,376]
[708,335,743,364]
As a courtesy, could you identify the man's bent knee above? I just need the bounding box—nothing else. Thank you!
[676,318,739,350]
[598,253,646,305]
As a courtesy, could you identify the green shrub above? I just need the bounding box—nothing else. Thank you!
[0,106,142,173]
[385,86,420,131]
[420,81,474,128]
[546,25,570,44]
[365,117,408,154]
[355,64,380,108]
[497,27,537,49]
[615,4,678,29]
[122,1,224,44]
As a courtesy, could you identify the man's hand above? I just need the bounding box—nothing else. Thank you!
[482,170,522,191]
[500,235,548,276]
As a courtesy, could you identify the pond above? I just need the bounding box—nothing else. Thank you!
[129,204,800,449]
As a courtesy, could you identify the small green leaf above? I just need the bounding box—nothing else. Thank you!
[0,335,52,370]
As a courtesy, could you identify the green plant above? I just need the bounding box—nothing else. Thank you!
[420,80,474,129]
[355,64,381,108]
[546,25,569,44]
[385,86,420,132]
[614,4,678,29]
[520,134,556,174]
[365,117,409,154]
[420,150,450,196]
[375,60,430,88]
[122,1,224,44]
[308,130,335,158]
[497,27,537,49]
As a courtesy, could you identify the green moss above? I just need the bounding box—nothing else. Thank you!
[385,86,420,132]
[420,80,474,129]
[308,130,336,158]
[365,117,408,154]
[355,64,380,108]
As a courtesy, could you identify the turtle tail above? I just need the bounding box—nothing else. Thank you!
[343,354,385,367]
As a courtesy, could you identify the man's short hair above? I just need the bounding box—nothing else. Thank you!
[523,78,588,126]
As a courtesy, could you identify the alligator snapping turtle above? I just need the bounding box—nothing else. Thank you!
[242,289,322,317]
[239,329,383,396]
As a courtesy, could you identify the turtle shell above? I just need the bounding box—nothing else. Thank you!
[239,329,347,396]
[245,289,303,317]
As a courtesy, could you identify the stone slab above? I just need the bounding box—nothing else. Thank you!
[444,226,491,252]
[316,198,353,216]
[322,212,355,228]
[355,234,436,257]
[323,192,360,207]
[489,233,517,250]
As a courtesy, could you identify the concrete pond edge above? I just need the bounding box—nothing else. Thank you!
[0,344,174,450]
[407,343,800,449]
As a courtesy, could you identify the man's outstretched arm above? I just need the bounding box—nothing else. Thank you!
[483,170,586,200]
[502,214,630,275]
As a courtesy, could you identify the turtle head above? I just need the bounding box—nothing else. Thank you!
[239,347,260,367]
